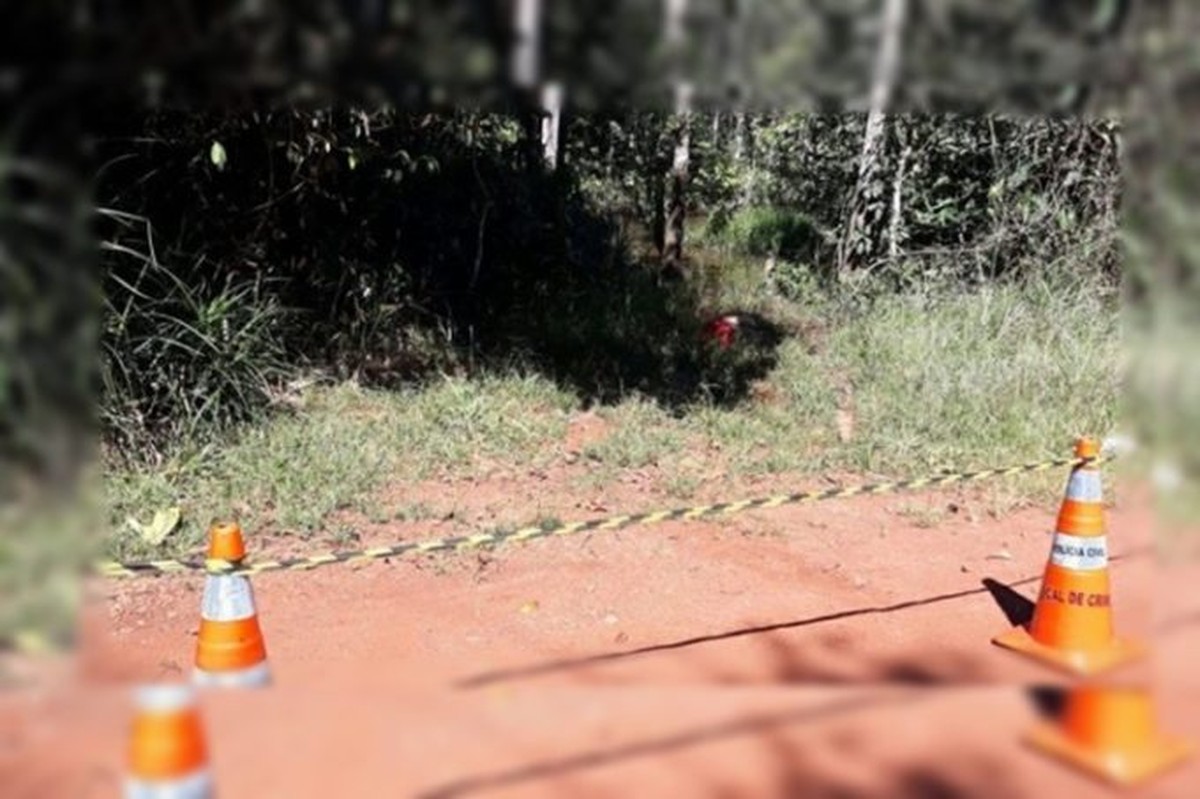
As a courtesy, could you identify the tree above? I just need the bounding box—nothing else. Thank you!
[663,0,692,276]
[837,0,908,277]
[512,0,561,172]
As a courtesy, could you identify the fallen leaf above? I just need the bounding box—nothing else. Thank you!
[520,600,540,614]
[132,506,182,546]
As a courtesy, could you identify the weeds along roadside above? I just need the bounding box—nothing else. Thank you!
[103,266,1119,566]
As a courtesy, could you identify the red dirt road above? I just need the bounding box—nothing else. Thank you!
[4,476,1200,798]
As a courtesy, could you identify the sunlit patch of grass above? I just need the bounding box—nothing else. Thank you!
[105,375,574,560]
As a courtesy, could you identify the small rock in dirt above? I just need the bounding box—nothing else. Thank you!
[960,564,971,573]
[852,576,867,589]
[519,600,540,614]
[603,613,619,626]
[614,631,629,644]
[986,549,1014,561]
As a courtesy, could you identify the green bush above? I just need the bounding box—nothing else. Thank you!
[711,207,824,263]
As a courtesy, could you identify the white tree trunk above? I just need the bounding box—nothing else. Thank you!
[512,0,562,172]
[839,0,908,276]
[540,82,563,171]
[727,0,750,207]
[664,0,691,271]
[888,122,911,261]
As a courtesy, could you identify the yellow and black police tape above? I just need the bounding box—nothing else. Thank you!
[95,454,1106,579]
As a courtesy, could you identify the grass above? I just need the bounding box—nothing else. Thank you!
[828,278,1119,473]
[101,273,1121,567]
[104,374,575,562]
[583,400,685,470]
[676,274,1118,488]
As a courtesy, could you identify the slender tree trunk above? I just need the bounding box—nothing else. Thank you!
[726,0,750,208]
[888,119,911,262]
[512,0,561,173]
[740,114,757,206]
[733,112,747,163]
[838,0,908,277]
[662,0,690,276]
[540,82,563,171]
[512,0,540,171]
[664,103,691,272]
[652,148,666,254]
[605,126,615,180]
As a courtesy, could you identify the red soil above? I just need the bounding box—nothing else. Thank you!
[4,465,1198,798]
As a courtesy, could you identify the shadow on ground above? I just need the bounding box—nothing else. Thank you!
[416,692,1023,799]
[457,575,1045,689]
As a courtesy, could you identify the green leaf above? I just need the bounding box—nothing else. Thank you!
[210,141,227,171]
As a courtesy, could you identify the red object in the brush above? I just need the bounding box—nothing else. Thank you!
[703,315,740,350]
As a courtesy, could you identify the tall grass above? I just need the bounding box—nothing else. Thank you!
[826,274,1120,471]
[662,272,1118,507]
[100,210,289,460]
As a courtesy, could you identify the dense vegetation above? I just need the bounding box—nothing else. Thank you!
[95,109,1120,462]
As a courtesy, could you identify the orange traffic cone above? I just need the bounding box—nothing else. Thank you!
[993,438,1143,675]
[1028,682,1193,786]
[125,683,213,798]
[193,522,271,688]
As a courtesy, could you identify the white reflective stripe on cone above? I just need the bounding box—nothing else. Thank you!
[1063,469,1103,502]
[200,575,257,621]
[193,660,271,688]
[134,684,196,713]
[1050,533,1109,571]
[125,770,213,799]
